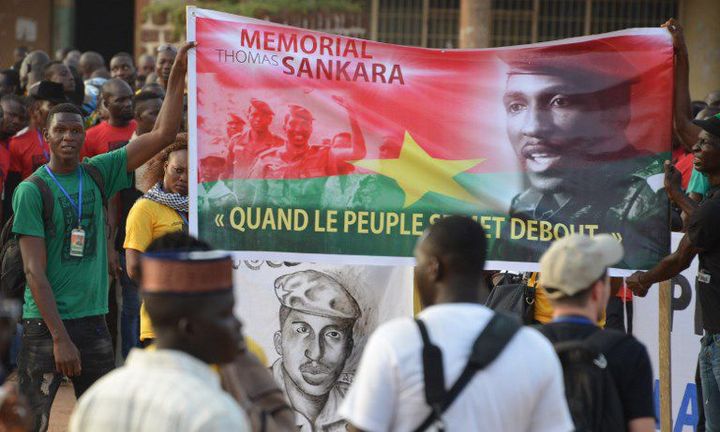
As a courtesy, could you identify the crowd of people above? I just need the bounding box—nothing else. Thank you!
[0,16,717,432]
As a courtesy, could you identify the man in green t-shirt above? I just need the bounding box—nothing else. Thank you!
[11,42,194,432]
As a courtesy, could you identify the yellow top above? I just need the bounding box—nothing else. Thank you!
[124,198,184,341]
[245,337,268,366]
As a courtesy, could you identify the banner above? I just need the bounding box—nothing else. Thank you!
[187,7,673,270]
[634,233,702,431]
[231,260,413,430]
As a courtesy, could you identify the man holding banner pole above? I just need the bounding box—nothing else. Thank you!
[628,113,720,431]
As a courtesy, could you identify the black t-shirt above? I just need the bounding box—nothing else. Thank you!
[539,322,655,422]
[687,186,720,333]
[110,140,143,251]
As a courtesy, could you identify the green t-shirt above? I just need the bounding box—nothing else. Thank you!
[687,167,710,196]
[12,148,133,319]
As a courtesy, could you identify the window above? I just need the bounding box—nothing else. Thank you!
[490,0,679,47]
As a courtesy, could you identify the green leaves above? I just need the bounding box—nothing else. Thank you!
[144,0,361,40]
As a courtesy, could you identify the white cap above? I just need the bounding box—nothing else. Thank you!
[539,234,623,299]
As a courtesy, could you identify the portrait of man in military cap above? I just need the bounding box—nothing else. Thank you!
[229,98,284,178]
[494,40,669,269]
[271,269,361,431]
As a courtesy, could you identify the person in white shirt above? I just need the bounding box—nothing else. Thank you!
[69,234,250,432]
[339,215,574,432]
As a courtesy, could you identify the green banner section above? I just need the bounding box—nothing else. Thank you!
[196,171,666,267]
[198,173,509,257]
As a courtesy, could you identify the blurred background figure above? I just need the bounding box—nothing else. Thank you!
[155,45,177,91]
[136,53,155,88]
[19,50,50,94]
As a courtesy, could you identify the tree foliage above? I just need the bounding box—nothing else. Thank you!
[145,0,362,39]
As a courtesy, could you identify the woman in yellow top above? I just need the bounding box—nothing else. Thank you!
[124,134,188,345]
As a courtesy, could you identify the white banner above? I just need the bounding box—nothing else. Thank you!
[634,232,703,431]
[231,259,413,430]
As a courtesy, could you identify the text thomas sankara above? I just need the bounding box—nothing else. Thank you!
[214,29,405,85]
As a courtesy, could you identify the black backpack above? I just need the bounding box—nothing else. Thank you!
[0,163,107,300]
[414,312,520,432]
[552,330,629,432]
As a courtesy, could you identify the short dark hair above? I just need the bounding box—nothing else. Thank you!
[42,61,64,80]
[0,69,21,92]
[133,90,162,116]
[423,215,487,278]
[1,94,25,107]
[145,232,212,254]
[46,103,82,128]
[133,90,162,105]
[140,82,165,98]
[100,78,131,100]
[111,52,134,61]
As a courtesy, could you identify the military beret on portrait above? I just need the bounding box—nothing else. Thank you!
[274,270,361,320]
[286,104,314,122]
[499,38,639,92]
[248,98,274,115]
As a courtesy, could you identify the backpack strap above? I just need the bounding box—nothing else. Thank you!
[413,313,521,432]
[415,319,447,424]
[26,175,56,238]
[81,162,107,207]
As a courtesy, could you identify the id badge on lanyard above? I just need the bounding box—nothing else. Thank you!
[70,228,85,257]
[44,165,85,257]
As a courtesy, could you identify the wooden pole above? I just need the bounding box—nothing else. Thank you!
[369,0,379,41]
[658,279,673,431]
[459,0,491,48]
[421,0,430,48]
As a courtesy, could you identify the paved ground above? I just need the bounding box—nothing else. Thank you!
[49,382,75,432]
[6,373,75,432]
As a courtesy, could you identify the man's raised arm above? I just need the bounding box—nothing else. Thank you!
[331,95,366,161]
[125,42,196,172]
[663,19,702,152]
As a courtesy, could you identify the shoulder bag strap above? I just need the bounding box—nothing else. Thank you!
[26,175,55,238]
[81,162,107,207]
[413,313,521,432]
[416,319,447,409]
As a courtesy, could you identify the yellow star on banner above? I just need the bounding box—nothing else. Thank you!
[350,131,485,208]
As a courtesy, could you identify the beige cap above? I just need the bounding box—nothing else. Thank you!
[539,234,623,299]
[274,270,360,320]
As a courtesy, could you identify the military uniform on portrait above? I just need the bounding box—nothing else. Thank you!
[270,270,361,432]
[494,154,669,269]
[229,130,283,178]
[247,144,339,208]
[271,360,351,432]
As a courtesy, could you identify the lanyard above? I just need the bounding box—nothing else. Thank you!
[552,315,596,326]
[44,165,83,228]
[176,210,188,226]
[35,130,49,162]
